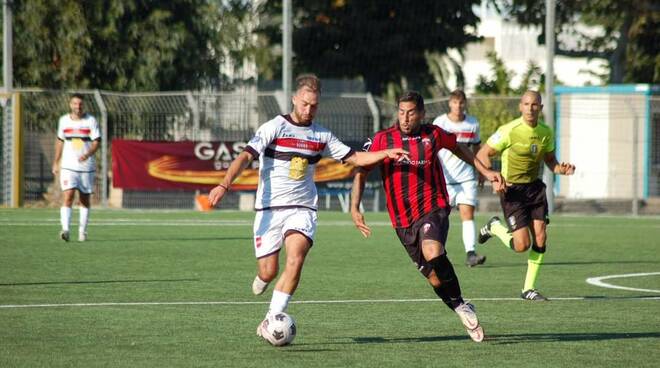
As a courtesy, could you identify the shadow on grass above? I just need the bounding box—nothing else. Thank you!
[346,331,660,345]
[487,331,660,344]
[263,331,660,350]
[0,278,200,287]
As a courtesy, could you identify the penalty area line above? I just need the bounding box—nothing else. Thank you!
[1,296,658,309]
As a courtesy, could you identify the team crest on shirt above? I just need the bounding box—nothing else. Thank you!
[289,156,308,180]
[530,144,538,154]
[422,223,431,234]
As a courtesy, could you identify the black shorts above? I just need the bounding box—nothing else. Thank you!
[500,179,549,231]
[394,208,449,277]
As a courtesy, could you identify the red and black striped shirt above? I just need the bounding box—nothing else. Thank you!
[368,123,456,228]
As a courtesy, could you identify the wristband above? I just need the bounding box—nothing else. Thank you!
[218,183,230,191]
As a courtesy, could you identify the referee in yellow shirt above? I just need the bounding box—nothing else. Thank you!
[476,90,575,301]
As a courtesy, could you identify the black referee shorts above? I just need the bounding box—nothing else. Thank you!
[500,179,549,231]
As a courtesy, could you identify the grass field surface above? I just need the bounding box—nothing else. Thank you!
[1,208,659,367]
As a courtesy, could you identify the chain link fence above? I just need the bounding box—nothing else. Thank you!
[9,89,660,212]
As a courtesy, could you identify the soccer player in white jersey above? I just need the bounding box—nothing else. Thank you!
[51,94,101,242]
[433,90,486,267]
[208,74,408,340]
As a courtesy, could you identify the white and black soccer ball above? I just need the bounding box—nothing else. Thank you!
[262,312,296,346]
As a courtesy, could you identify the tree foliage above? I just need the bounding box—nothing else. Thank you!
[472,52,558,139]
[9,0,255,91]
[492,0,660,83]
[257,0,482,96]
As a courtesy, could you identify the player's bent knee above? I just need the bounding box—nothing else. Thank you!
[512,240,531,253]
[259,268,278,282]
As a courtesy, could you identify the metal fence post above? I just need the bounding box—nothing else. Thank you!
[93,90,108,207]
[186,91,199,141]
[366,92,380,212]
[628,97,640,216]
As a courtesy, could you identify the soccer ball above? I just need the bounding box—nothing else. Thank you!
[261,312,296,346]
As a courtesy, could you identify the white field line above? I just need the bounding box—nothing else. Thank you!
[1,296,658,309]
[586,272,660,293]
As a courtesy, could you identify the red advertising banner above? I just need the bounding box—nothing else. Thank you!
[111,140,356,190]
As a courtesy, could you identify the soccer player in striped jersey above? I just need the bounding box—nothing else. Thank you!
[433,90,486,267]
[350,91,505,342]
[208,74,408,339]
[51,94,101,242]
[476,90,575,301]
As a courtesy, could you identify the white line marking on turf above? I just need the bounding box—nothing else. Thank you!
[586,272,660,293]
[1,296,658,309]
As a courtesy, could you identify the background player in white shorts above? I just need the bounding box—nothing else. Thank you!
[433,90,485,267]
[208,74,408,337]
[51,94,101,242]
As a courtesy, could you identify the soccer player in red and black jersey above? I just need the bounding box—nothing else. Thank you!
[350,91,505,343]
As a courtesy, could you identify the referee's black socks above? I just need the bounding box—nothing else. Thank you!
[429,254,464,310]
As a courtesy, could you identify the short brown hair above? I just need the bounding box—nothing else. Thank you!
[449,89,466,101]
[397,91,425,112]
[295,74,321,93]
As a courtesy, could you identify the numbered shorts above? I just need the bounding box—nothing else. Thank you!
[394,208,450,278]
[500,179,549,231]
[60,169,95,194]
[446,180,478,207]
[253,207,317,259]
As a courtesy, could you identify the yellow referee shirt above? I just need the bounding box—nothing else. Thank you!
[486,117,554,184]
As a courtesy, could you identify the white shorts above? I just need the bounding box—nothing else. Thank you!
[446,180,478,208]
[253,207,317,259]
[60,169,95,194]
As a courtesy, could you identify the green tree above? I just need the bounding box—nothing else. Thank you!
[9,0,256,91]
[472,52,554,140]
[257,0,481,95]
[492,0,660,83]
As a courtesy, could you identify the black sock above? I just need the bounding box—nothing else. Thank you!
[429,255,464,310]
[531,244,546,253]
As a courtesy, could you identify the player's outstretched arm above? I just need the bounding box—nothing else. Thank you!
[345,148,409,168]
[350,169,371,238]
[544,152,576,175]
[453,143,506,193]
[208,151,254,207]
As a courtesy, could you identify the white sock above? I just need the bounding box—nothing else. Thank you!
[60,207,72,231]
[462,220,476,253]
[79,207,89,234]
[268,289,291,316]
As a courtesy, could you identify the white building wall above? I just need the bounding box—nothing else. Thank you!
[459,2,608,94]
